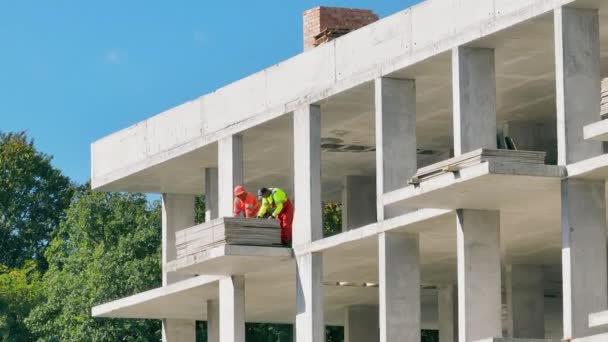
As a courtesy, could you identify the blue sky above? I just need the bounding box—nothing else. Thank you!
[0,1,419,184]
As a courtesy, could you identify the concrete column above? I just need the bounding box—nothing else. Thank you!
[205,167,219,222]
[296,253,324,342]
[505,265,544,338]
[554,7,603,165]
[161,194,196,341]
[162,320,197,342]
[293,104,322,244]
[452,47,497,156]
[207,299,219,342]
[219,276,245,342]
[341,176,376,232]
[438,284,458,342]
[374,77,417,220]
[378,232,420,342]
[345,305,379,342]
[218,135,244,218]
[293,104,324,342]
[561,179,608,339]
[456,209,501,342]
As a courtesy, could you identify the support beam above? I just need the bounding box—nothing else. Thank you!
[452,47,497,156]
[438,284,458,342]
[375,77,417,220]
[218,135,244,218]
[342,176,376,232]
[379,232,420,342]
[207,299,219,342]
[296,253,324,342]
[561,179,607,339]
[554,7,603,165]
[161,194,196,341]
[505,265,544,339]
[293,104,324,342]
[205,167,219,222]
[456,209,501,342]
[293,104,322,244]
[345,305,379,342]
[219,276,245,342]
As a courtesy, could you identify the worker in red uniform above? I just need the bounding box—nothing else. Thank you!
[257,187,294,246]
[233,185,261,218]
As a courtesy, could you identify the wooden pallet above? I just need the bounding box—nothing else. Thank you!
[176,218,282,259]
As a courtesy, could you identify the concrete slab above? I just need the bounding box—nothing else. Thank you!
[166,245,293,276]
[92,275,221,320]
[589,310,608,328]
[568,154,608,179]
[584,120,608,141]
[383,160,564,211]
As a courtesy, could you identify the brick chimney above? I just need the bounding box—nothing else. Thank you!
[303,7,379,51]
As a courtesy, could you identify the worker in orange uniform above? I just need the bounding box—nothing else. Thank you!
[233,185,261,218]
[257,187,294,246]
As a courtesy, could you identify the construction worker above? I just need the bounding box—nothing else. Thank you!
[257,187,294,246]
[233,185,261,218]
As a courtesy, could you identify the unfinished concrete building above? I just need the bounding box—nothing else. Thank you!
[91,1,608,341]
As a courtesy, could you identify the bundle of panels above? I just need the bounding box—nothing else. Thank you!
[175,217,282,259]
[409,148,547,184]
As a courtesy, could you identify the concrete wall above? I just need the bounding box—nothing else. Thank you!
[91,0,579,190]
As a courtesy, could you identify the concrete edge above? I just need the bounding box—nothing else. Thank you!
[294,208,453,256]
[584,119,608,141]
[91,275,222,317]
[166,244,293,273]
[589,309,608,328]
[567,153,608,179]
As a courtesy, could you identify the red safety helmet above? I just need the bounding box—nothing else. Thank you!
[234,185,246,197]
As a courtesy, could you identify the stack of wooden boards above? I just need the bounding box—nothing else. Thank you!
[602,78,608,119]
[176,217,282,259]
[409,148,546,184]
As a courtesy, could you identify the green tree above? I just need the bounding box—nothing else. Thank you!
[0,261,43,341]
[26,187,162,341]
[0,131,73,270]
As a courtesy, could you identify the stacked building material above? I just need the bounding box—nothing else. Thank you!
[409,148,546,184]
[175,217,282,258]
[602,78,608,119]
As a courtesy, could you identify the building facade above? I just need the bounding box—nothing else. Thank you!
[91,0,608,341]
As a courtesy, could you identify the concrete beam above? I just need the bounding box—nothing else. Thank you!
[452,47,497,156]
[162,194,196,341]
[296,253,324,342]
[207,299,219,342]
[378,232,420,342]
[506,265,545,339]
[375,77,416,220]
[342,176,376,232]
[219,276,245,342]
[561,179,608,339]
[456,209,502,342]
[205,167,219,222]
[293,104,322,245]
[438,284,458,342]
[345,305,379,342]
[218,135,244,217]
[554,7,603,165]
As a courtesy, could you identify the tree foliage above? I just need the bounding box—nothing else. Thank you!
[0,131,72,269]
[0,261,43,341]
[25,187,162,341]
